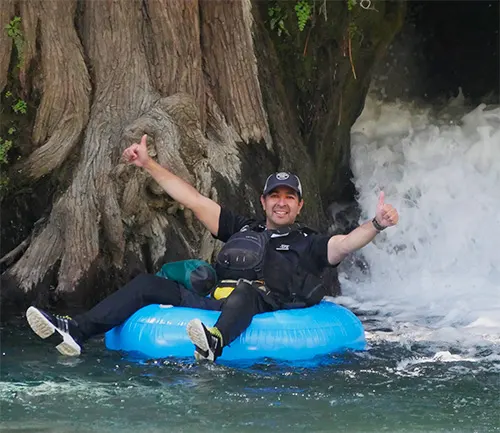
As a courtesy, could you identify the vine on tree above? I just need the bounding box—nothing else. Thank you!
[267,0,367,37]
[347,0,357,11]
[1,17,27,193]
[268,4,288,36]
[6,16,24,68]
[294,0,312,32]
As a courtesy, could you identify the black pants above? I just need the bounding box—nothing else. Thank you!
[74,274,274,346]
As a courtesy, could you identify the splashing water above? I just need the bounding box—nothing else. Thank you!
[340,94,500,358]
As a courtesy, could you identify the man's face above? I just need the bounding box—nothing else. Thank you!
[260,186,304,229]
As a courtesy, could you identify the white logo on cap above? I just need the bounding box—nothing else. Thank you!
[276,172,290,180]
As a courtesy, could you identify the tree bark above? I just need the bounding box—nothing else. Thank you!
[143,0,205,125]
[201,0,271,146]
[19,0,91,179]
[1,0,405,311]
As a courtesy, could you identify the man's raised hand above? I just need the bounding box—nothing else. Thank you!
[375,191,399,228]
[122,134,150,168]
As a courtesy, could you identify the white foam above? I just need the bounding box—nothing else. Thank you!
[0,379,118,400]
[343,94,500,358]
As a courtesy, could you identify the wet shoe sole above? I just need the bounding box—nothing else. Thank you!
[26,307,81,357]
[186,319,214,362]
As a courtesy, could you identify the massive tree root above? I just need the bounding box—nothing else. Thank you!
[4,0,271,300]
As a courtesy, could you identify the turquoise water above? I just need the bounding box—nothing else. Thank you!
[1,316,498,433]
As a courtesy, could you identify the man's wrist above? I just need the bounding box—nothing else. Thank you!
[143,157,156,171]
[372,217,386,232]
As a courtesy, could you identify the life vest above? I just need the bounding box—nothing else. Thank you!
[214,223,328,306]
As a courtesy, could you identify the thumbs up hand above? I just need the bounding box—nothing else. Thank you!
[122,134,150,168]
[374,191,399,229]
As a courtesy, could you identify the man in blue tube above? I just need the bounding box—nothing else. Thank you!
[26,134,399,362]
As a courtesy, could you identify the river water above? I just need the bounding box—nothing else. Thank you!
[1,95,499,432]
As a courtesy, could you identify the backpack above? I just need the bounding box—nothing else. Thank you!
[214,224,271,281]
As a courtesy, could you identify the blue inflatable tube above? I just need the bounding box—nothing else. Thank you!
[105,301,366,361]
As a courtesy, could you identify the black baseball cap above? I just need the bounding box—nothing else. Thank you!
[263,172,303,198]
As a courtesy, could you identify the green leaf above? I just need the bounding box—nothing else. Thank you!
[12,99,27,114]
[0,138,13,164]
[295,0,311,32]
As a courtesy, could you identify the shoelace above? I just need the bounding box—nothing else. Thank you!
[53,315,73,333]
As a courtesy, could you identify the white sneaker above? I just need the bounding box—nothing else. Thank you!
[186,319,223,362]
[26,306,82,356]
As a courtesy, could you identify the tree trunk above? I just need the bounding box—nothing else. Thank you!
[1,0,405,313]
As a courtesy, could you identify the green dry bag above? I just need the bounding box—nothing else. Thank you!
[156,259,217,297]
